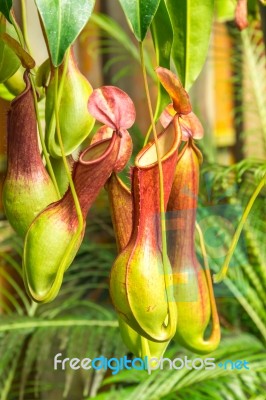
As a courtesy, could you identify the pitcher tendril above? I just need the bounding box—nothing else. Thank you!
[214,173,266,283]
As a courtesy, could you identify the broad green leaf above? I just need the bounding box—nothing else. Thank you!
[0,0,12,23]
[0,16,20,83]
[215,0,235,22]
[118,0,161,41]
[35,0,96,66]
[165,0,215,90]
[151,0,173,119]
[0,32,35,69]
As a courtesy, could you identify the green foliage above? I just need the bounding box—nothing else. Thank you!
[151,0,173,119]
[89,13,155,82]
[90,335,266,400]
[0,1,266,398]
[215,0,235,22]
[0,210,126,399]
[1,164,266,398]
[0,17,20,84]
[165,0,215,90]
[35,0,96,66]
[0,0,12,23]
[118,0,161,41]
[198,160,266,341]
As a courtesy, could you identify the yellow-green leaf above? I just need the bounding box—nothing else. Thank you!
[0,32,35,69]
[0,16,20,83]
[151,0,173,119]
[165,0,214,90]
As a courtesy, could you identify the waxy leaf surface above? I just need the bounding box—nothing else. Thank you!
[118,0,160,41]
[35,0,95,66]
[151,0,173,119]
[165,0,214,90]
[0,16,20,83]
[0,0,12,23]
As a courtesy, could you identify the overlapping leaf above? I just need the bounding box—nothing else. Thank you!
[118,0,161,41]
[35,0,95,66]
[165,0,214,90]
[0,0,12,23]
[0,16,20,83]
[151,0,173,118]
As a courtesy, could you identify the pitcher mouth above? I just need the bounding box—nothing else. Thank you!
[79,131,118,165]
[135,117,181,169]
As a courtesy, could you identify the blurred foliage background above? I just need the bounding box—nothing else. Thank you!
[0,0,266,399]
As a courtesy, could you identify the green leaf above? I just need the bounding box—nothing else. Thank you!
[0,16,20,83]
[118,0,161,41]
[35,58,50,87]
[35,0,96,67]
[0,83,14,100]
[215,0,235,22]
[0,32,35,69]
[151,0,173,119]
[0,0,12,23]
[165,0,214,90]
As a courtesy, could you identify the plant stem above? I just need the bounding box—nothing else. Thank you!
[9,12,24,48]
[28,301,38,318]
[20,0,33,55]
[139,42,172,309]
[45,53,68,154]
[9,13,60,198]
[143,123,152,145]
[213,173,266,283]
[54,54,84,234]
[29,74,60,197]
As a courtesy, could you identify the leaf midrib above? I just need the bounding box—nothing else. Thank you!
[185,0,190,90]
[55,0,62,65]
[0,318,119,332]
